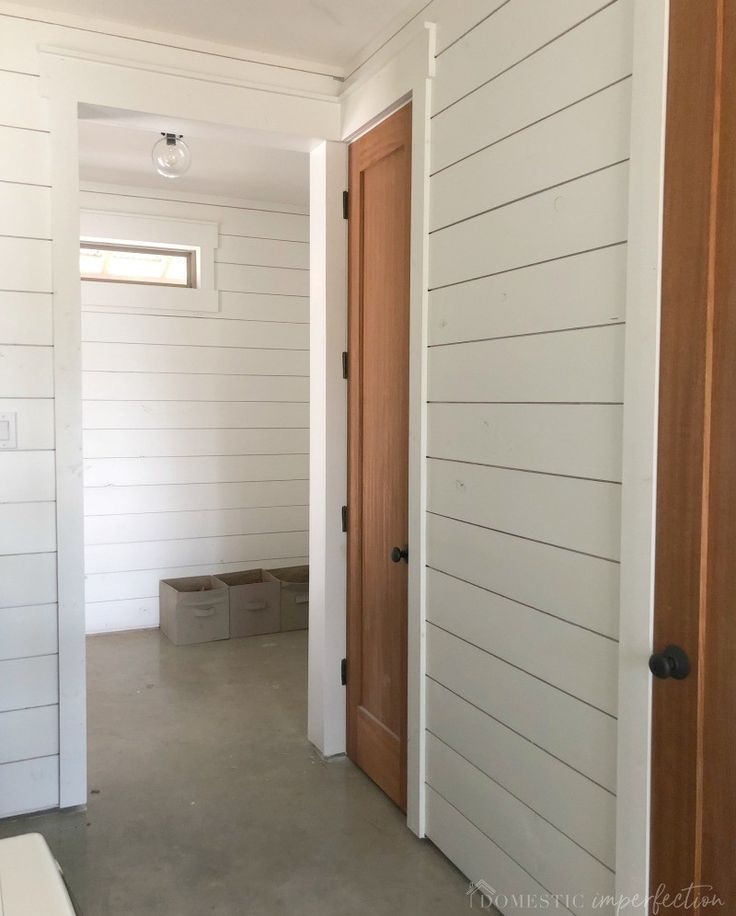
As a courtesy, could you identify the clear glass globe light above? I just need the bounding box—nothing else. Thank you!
[152,134,191,179]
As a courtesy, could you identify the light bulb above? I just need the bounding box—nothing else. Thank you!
[152,133,191,179]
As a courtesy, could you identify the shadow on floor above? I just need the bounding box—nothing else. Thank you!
[1,629,474,915]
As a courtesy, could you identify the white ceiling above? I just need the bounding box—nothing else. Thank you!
[78,106,311,206]
[20,0,423,69]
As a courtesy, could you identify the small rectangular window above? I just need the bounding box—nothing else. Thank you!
[80,242,195,288]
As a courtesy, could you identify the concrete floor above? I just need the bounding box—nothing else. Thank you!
[0,629,474,915]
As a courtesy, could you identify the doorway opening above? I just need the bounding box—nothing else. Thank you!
[77,103,315,791]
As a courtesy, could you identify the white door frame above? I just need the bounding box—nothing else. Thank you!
[39,26,434,836]
[616,0,669,909]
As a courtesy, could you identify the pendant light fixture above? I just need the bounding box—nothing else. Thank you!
[152,132,191,179]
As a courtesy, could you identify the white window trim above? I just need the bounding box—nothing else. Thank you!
[80,209,219,313]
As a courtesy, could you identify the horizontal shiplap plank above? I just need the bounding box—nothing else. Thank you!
[427,735,615,914]
[0,293,53,346]
[219,292,309,323]
[433,0,616,115]
[0,183,50,239]
[428,245,627,345]
[427,625,617,789]
[0,654,58,712]
[427,569,618,714]
[0,756,59,817]
[84,556,309,604]
[82,312,308,350]
[0,553,56,609]
[0,603,58,662]
[430,163,629,289]
[82,400,308,430]
[85,505,308,545]
[79,189,309,239]
[0,705,58,764]
[427,679,616,866]
[0,125,49,186]
[429,325,624,404]
[83,454,308,488]
[82,371,308,403]
[215,263,309,296]
[432,0,509,54]
[0,502,56,554]
[0,71,48,131]
[85,530,309,575]
[428,513,619,638]
[86,597,159,633]
[84,479,309,516]
[428,459,621,560]
[0,237,52,293]
[81,342,309,376]
[0,451,55,503]
[83,427,309,458]
[0,399,54,450]
[432,79,630,231]
[216,236,309,269]
[0,344,53,397]
[426,786,551,914]
[428,403,623,481]
[432,0,633,172]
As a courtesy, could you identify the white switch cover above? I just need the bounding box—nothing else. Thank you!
[0,412,17,449]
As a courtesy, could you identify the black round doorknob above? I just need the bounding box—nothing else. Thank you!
[391,546,408,564]
[649,645,690,680]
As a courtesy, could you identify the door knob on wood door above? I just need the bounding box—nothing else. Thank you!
[649,644,690,680]
[391,546,408,564]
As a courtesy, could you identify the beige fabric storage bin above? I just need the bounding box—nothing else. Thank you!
[264,565,309,631]
[214,570,280,638]
[159,575,229,646]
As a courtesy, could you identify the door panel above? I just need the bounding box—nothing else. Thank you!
[347,104,411,810]
[651,2,734,909]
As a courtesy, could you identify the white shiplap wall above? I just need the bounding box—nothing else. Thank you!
[427,1,629,911]
[350,0,633,911]
[0,6,336,817]
[0,69,59,814]
[80,185,310,633]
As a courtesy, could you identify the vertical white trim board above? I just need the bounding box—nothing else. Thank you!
[616,0,669,910]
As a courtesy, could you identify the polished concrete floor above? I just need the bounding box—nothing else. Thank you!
[0,629,474,915]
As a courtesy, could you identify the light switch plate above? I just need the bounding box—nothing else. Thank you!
[0,412,18,449]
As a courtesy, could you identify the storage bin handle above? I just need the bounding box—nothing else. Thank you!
[194,606,216,617]
[244,600,267,611]
[295,594,309,605]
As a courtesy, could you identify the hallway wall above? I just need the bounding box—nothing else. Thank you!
[347,0,632,910]
[0,1,635,896]
[80,183,309,633]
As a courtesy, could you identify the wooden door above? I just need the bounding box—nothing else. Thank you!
[650,2,735,910]
[346,104,411,810]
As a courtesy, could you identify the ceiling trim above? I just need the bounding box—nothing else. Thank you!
[0,0,345,78]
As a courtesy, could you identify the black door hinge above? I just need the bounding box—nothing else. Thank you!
[342,351,349,379]
[342,190,349,220]
[341,657,348,686]
[341,505,348,533]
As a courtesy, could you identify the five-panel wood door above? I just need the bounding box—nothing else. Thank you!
[346,104,412,810]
